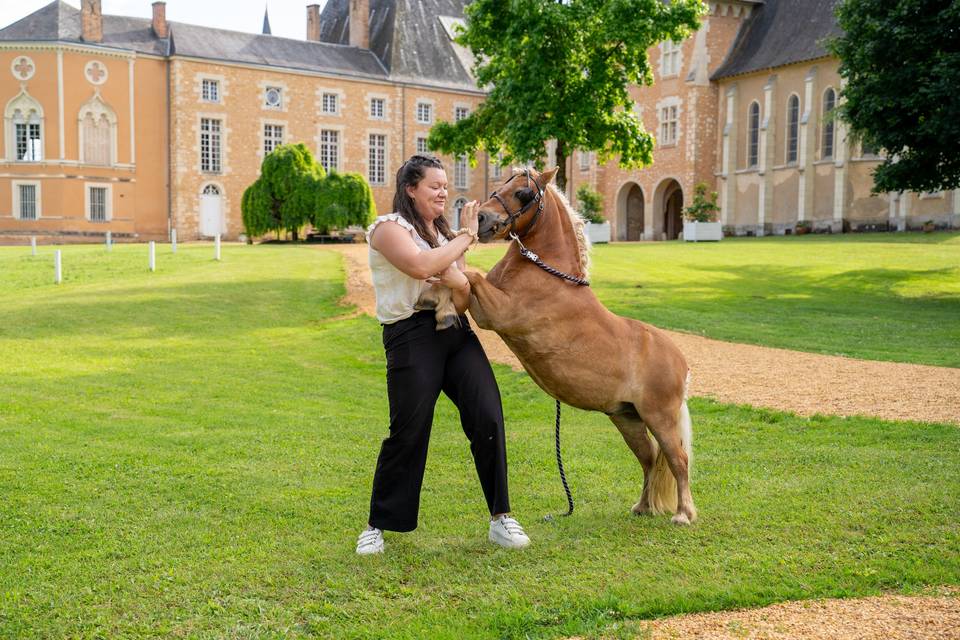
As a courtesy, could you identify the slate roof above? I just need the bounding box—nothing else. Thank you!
[712,0,843,80]
[0,1,387,79]
[319,0,478,92]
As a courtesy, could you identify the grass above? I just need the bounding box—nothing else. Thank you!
[0,241,957,639]
[468,232,960,367]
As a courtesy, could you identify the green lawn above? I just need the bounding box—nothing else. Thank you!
[0,242,957,639]
[469,232,960,367]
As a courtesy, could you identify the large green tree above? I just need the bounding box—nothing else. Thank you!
[427,0,703,192]
[241,144,376,240]
[829,0,960,193]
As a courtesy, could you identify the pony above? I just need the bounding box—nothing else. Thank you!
[464,167,697,524]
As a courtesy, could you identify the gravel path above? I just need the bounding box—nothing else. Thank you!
[333,244,960,425]
[331,243,958,638]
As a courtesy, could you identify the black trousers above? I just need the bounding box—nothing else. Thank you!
[369,310,511,532]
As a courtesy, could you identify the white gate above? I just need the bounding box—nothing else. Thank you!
[199,184,223,237]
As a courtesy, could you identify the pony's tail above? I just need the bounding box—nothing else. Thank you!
[647,372,693,515]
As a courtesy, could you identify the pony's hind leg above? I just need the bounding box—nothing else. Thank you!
[608,406,656,515]
[643,405,697,525]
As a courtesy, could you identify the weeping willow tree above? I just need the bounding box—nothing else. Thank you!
[242,144,376,241]
[241,143,325,241]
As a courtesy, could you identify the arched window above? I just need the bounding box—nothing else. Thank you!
[5,90,43,162]
[822,88,836,159]
[786,94,799,164]
[747,101,760,168]
[453,197,468,229]
[202,183,221,196]
[78,94,117,166]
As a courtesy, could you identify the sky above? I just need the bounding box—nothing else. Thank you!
[0,0,330,41]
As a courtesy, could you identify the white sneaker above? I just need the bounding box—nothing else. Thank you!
[488,515,530,549]
[356,527,384,555]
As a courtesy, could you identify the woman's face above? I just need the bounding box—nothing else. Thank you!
[406,167,448,221]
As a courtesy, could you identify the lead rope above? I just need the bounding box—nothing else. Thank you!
[545,399,575,520]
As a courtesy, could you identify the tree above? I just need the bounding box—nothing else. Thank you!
[829,0,960,193]
[575,185,605,223]
[241,143,325,241]
[427,0,703,192]
[313,171,377,234]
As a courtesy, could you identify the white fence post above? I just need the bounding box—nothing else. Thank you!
[215,234,221,261]
[106,230,112,251]
[54,250,62,284]
[171,229,177,254]
[149,241,156,272]
[31,236,37,256]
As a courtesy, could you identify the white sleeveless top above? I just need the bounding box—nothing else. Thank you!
[366,213,449,324]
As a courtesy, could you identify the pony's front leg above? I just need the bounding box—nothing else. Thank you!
[465,271,514,332]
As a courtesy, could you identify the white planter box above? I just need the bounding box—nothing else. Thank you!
[683,221,722,242]
[585,221,611,244]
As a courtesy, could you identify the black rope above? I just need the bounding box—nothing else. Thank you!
[548,399,575,519]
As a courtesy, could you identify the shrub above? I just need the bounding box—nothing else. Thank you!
[683,183,720,222]
[575,185,605,224]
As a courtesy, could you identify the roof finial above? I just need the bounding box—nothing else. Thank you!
[262,4,272,35]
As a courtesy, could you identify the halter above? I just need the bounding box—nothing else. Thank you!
[488,169,546,240]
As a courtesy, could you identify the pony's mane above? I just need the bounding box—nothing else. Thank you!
[546,183,592,279]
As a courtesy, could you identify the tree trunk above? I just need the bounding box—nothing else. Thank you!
[555,139,568,193]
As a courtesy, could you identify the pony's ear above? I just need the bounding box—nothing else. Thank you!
[539,167,559,185]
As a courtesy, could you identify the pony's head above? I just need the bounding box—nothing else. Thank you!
[477,166,558,242]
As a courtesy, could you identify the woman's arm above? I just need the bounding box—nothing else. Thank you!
[369,222,472,280]
[437,264,471,314]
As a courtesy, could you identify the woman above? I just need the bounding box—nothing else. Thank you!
[356,154,529,555]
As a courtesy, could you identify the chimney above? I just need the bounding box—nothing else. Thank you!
[81,0,103,43]
[349,0,369,49]
[306,4,321,42]
[152,2,169,39]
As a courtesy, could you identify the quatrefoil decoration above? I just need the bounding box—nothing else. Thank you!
[11,56,35,81]
[84,60,108,85]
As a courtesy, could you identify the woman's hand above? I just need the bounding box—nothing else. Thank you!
[459,200,480,235]
[429,264,469,291]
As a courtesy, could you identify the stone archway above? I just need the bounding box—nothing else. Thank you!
[655,179,684,240]
[615,182,645,241]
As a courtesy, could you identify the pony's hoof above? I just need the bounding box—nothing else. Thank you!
[671,512,692,526]
[631,501,651,516]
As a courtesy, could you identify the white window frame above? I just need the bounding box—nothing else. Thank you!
[319,129,340,172]
[264,86,283,110]
[579,150,591,171]
[416,101,433,124]
[369,97,385,120]
[491,153,503,180]
[321,92,339,115]
[84,182,113,222]
[454,106,470,122]
[454,154,468,190]
[658,102,679,146]
[12,180,41,220]
[416,136,429,154]
[660,40,681,77]
[202,79,220,103]
[368,133,387,186]
[263,122,284,156]
[200,117,223,174]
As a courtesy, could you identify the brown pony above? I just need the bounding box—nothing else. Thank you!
[464,167,697,525]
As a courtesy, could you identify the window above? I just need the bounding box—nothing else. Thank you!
[579,151,591,171]
[82,113,111,165]
[454,155,468,189]
[861,141,878,157]
[370,97,385,119]
[786,94,799,164]
[416,136,429,154]
[747,101,760,168]
[264,86,282,109]
[15,118,42,161]
[491,153,503,180]
[88,186,108,222]
[661,40,681,77]
[368,133,386,185]
[202,184,220,196]
[263,123,284,155]
[455,106,469,122]
[16,183,38,220]
[319,129,339,172]
[659,104,678,146]
[202,79,220,103]
[321,92,339,114]
[822,88,836,159]
[200,118,222,173]
[416,102,433,124]
[453,197,468,228]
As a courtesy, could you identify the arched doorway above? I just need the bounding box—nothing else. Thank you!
[655,179,684,240]
[452,197,467,230]
[200,183,223,237]
[615,182,645,241]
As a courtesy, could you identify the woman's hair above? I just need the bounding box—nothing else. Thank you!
[392,154,455,249]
